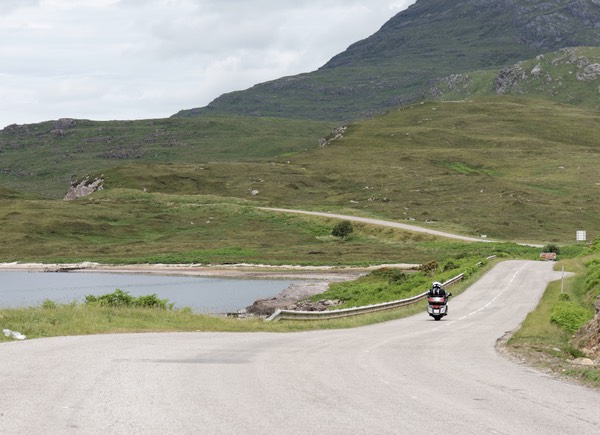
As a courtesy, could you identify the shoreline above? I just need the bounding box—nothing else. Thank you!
[0,262,419,312]
[0,261,418,280]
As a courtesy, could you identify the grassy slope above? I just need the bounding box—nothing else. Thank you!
[3,97,598,264]
[103,97,600,244]
[0,116,333,197]
[0,190,537,264]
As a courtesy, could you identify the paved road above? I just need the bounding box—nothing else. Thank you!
[1,261,598,434]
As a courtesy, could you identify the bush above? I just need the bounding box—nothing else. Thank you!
[369,267,407,284]
[442,260,459,272]
[85,289,172,310]
[543,244,561,254]
[550,301,592,333]
[584,259,600,293]
[331,220,353,239]
[419,260,438,276]
[85,289,134,307]
[135,294,173,310]
[41,299,57,309]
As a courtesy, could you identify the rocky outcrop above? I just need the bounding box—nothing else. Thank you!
[496,64,528,94]
[288,299,342,311]
[63,177,104,201]
[319,126,347,147]
[50,118,77,137]
[574,296,600,361]
[577,63,600,81]
[246,281,331,316]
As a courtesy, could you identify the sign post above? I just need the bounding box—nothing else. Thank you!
[576,230,587,243]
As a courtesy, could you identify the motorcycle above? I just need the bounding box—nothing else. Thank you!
[427,292,452,321]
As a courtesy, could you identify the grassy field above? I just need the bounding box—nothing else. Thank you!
[0,189,542,264]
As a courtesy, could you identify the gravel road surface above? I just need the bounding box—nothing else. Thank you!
[1,260,598,434]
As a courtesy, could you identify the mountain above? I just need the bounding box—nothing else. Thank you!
[174,0,600,122]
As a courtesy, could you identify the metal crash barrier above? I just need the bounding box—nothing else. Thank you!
[266,273,464,322]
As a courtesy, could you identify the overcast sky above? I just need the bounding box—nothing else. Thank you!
[0,0,416,128]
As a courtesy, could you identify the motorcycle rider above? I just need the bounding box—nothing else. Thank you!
[429,281,446,297]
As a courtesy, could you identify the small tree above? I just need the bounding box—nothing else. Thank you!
[543,244,561,254]
[332,220,354,240]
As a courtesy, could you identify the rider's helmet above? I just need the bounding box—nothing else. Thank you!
[432,281,441,288]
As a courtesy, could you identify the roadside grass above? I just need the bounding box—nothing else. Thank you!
[0,297,429,341]
[506,256,600,389]
[309,255,492,308]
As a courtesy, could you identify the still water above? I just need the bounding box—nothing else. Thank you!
[0,271,293,313]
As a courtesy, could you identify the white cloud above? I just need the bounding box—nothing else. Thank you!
[0,0,417,127]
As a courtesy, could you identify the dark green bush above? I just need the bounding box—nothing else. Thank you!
[370,267,407,284]
[85,289,172,310]
[135,294,173,310]
[331,220,353,239]
[442,260,458,272]
[543,244,561,254]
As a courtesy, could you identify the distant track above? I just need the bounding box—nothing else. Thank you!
[260,207,491,242]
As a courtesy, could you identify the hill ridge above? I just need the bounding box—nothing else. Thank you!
[175,0,600,122]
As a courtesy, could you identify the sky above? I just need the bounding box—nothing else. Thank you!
[0,0,416,128]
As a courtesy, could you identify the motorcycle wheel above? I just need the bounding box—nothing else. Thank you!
[433,315,442,321]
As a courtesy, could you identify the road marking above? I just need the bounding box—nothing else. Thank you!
[459,268,520,320]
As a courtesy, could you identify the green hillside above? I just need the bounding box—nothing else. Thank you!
[0,116,332,197]
[430,47,600,110]
[2,1,600,263]
[102,97,600,245]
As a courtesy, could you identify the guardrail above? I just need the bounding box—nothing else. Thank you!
[266,273,464,322]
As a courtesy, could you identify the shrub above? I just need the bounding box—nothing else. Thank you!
[584,259,600,293]
[41,299,57,309]
[543,244,561,254]
[331,220,353,239]
[370,267,407,284]
[419,260,438,276]
[442,260,459,272]
[85,289,134,307]
[85,289,173,310]
[550,301,592,333]
[134,294,173,310]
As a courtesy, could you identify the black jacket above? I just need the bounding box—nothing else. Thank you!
[429,286,446,297]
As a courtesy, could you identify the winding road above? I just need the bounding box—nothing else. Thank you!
[1,260,598,434]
